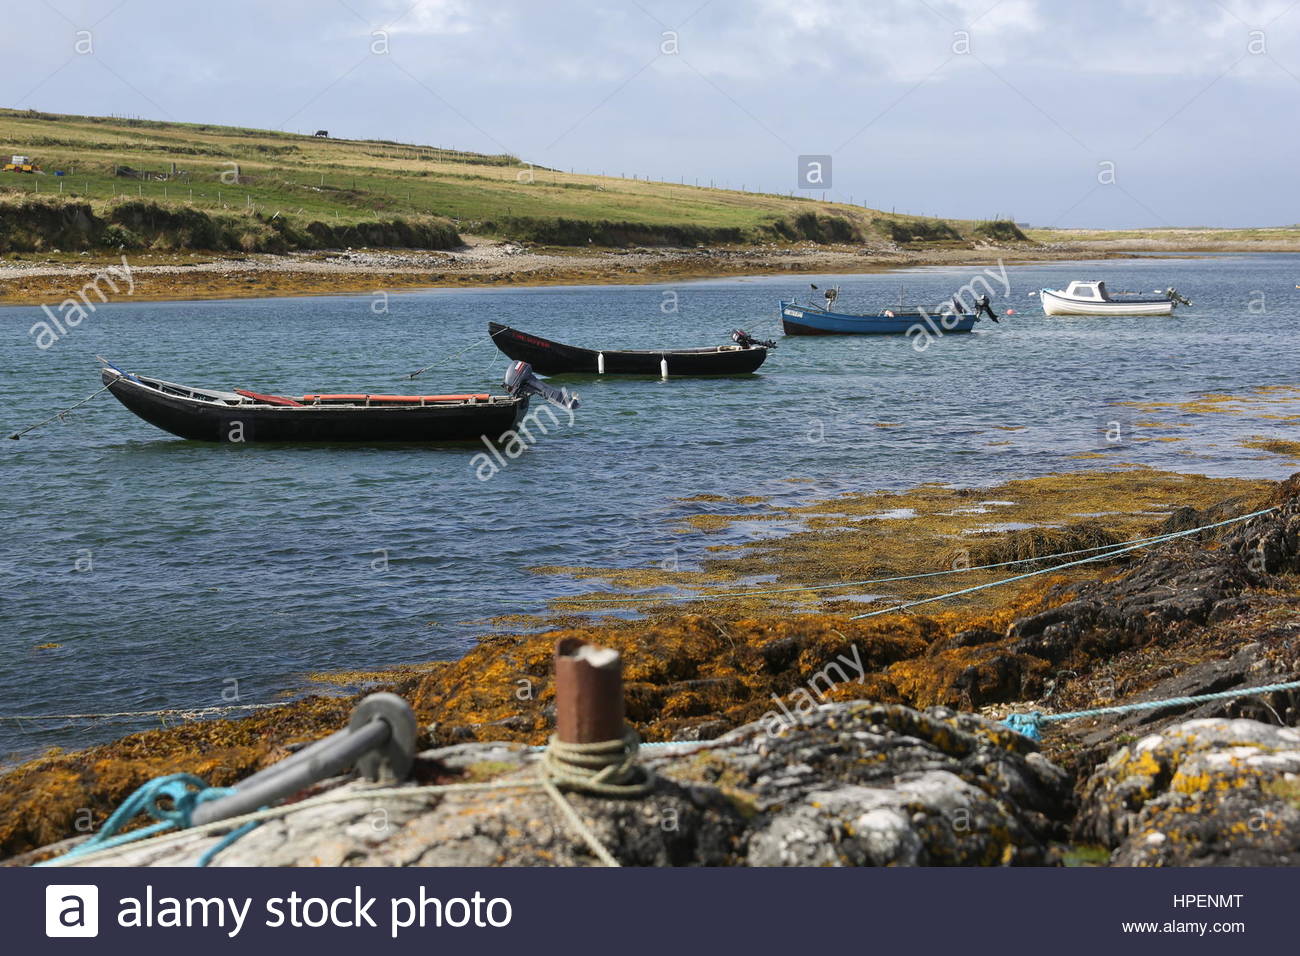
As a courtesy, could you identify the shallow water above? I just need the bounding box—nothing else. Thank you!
[2,252,1298,759]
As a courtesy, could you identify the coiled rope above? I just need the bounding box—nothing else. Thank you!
[1002,678,1300,742]
[539,732,655,797]
[537,732,655,867]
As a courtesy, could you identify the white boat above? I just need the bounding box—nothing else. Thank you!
[1038,280,1190,316]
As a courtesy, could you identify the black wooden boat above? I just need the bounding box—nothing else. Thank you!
[487,322,772,376]
[99,360,572,443]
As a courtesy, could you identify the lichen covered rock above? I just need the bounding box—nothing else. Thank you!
[721,703,1070,866]
[1076,718,1300,866]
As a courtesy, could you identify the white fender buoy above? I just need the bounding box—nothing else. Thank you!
[597,352,605,374]
[660,357,668,379]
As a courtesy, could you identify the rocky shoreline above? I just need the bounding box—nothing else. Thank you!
[0,237,1150,306]
[4,471,1298,866]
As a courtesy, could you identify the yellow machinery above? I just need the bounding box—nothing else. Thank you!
[3,155,40,173]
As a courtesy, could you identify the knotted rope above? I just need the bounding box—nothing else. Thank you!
[41,773,239,866]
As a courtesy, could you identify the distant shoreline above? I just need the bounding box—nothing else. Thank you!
[0,238,1225,307]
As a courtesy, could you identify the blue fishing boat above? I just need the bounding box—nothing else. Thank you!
[780,286,996,336]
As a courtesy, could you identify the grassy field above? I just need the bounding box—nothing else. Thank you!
[0,107,1020,252]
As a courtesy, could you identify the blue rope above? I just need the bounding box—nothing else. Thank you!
[36,773,239,867]
[1002,678,1300,741]
[197,821,262,867]
[1001,712,1045,741]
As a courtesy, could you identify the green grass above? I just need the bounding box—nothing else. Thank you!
[0,107,1018,251]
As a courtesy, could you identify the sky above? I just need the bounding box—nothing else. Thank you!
[3,0,1299,228]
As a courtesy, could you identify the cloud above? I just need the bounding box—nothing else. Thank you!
[376,0,482,36]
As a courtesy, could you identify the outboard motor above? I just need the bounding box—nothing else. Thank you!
[732,329,777,349]
[1165,287,1192,308]
[504,361,580,410]
[974,294,999,322]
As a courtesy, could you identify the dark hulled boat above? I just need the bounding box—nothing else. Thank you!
[99,360,570,443]
[488,322,771,376]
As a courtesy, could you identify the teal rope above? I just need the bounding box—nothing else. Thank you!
[1002,678,1300,741]
[36,773,237,867]
[561,508,1277,608]
[197,821,261,867]
[848,505,1277,621]
[1002,713,1044,740]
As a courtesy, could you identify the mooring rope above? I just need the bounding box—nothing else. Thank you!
[406,327,506,379]
[1002,678,1300,741]
[847,505,1278,621]
[1,702,282,723]
[561,504,1279,608]
[8,382,115,440]
[554,524,1227,607]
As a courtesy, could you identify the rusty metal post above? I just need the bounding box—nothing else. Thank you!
[554,637,624,743]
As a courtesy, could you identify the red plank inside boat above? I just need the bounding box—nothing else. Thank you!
[299,393,491,404]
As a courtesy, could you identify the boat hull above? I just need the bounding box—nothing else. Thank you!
[780,302,978,335]
[488,322,767,375]
[103,369,528,443]
[1039,289,1174,316]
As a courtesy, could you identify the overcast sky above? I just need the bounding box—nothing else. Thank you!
[4,0,1299,227]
